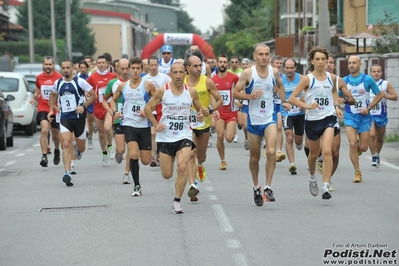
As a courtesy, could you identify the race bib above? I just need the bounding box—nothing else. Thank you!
[41,85,53,100]
[190,109,204,129]
[60,94,77,113]
[220,90,230,106]
[350,96,366,114]
[370,102,382,116]
[98,87,106,103]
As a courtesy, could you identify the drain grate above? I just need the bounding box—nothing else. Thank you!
[39,205,111,212]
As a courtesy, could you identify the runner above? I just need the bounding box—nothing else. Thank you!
[343,56,383,183]
[158,44,175,74]
[270,55,286,162]
[86,55,117,166]
[233,44,290,206]
[111,57,156,196]
[281,58,305,175]
[289,46,342,200]
[30,56,62,167]
[144,61,204,214]
[185,55,222,202]
[142,55,171,167]
[368,64,397,168]
[212,54,240,170]
[236,58,251,150]
[102,58,132,184]
[48,59,95,186]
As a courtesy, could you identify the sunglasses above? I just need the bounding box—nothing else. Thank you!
[162,52,171,55]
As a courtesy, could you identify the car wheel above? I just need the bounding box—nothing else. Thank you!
[0,126,6,150]
[25,119,35,136]
[7,128,14,147]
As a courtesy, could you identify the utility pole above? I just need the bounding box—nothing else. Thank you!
[51,0,58,63]
[318,0,330,50]
[65,0,72,60]
[28,0,34,63]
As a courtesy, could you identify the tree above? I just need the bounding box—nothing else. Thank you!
[372,11,399,53]
[211,0,275,58]
[17,0,95,60]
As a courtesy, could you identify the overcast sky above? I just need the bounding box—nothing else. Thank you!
[179,0,229,33]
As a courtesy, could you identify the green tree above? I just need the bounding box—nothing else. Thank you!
[372,11,399,53]
[212,0,275,58]
[17,0,95,61]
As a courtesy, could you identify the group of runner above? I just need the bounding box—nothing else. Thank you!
[31,43,397,213]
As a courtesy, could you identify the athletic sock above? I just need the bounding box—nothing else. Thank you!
[130,159,140,187]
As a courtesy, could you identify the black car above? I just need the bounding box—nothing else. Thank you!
[0,89,15,150]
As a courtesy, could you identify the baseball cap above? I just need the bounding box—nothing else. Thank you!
[161,45,173,54]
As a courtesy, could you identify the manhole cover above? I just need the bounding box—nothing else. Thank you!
[39,205,111,212]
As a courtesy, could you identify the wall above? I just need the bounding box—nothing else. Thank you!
[383,53,399,136]
[88,24,122,59]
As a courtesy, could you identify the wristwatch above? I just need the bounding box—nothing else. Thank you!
[367,106,372,111]
[112,110,118,116]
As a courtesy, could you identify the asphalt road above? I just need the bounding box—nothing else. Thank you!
[1,127,398,266]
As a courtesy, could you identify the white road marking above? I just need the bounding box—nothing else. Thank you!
[0,168,4,172]
[209,195,218,200]
[226,239,242,249]
[365,155,399,171]
[232,253,249,266]
[212,204,233,232]
[206,186,214,192]
[15,153,25,157]
[25,149,33,152]
[6,161,16,166]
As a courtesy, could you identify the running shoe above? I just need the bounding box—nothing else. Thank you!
[187,184,198,199]
[172,201,184,214]
[296,143,303,150]
[353,171,362,183]
[317,160,323,174]
[219,161,227,170]
[289,164,297,175]
[102,153,109,167]
[322,185,332,200]
[253,187,263,206]
[276,151,286,162]
[309,179,318,196]
[263,188,276,202]
[40,156,48,167]
[244,139,249,150]
[196,163,207,182]
[71,164,77,175]
[62,173,73,187]
[233,135,238,143]
[93,125,98,133]
[131,185,142,196]
[375,156,380,169]
[123,173,130,184]
[371,156,377,167]
[53,149,60,165]
[108,146,115,159]
[208,141,212,148]
[150,156,157,167]
[115,153,123,164]
[329,182,334,192]
[74,143,82,160]
[87,138,93,150]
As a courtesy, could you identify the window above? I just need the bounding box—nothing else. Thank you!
[0,78,19,92]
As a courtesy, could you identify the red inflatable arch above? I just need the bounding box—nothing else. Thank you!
[141,33,215,60]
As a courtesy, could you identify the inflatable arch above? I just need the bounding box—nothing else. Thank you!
[141,33,215,60]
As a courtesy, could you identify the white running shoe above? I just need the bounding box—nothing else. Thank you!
[131,185,142,196]
[88,138,93,150]
[102,153,109,167]
[309,179,318,196]
[108,146,115,160]
[123,173,130,184]
[233,134,238,143]
[172,201,184,214]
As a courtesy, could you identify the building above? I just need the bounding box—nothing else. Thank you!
[81,0,180,59]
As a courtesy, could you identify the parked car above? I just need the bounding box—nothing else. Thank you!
[0,72,37,136]
[0,89,14,150]
[13,63,61,77]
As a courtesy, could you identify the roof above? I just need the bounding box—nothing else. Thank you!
[348,32,377,39]
[339,36,375,47]
[82,8,153,29]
